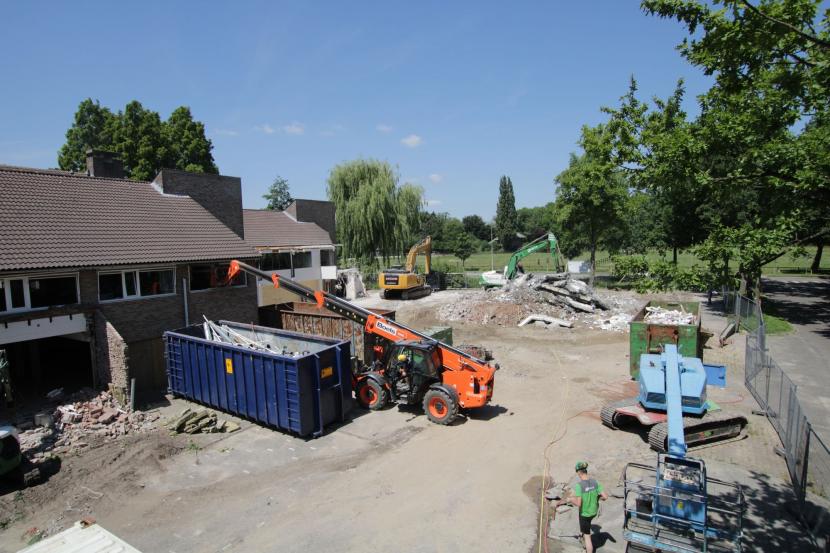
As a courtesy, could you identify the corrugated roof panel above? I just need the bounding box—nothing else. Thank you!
[18,521,143,553]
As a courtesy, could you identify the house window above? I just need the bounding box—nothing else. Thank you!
[320,250,336,266]
[0,274,79,312]
[292,251,312,269]
[98,268,176,301]
[29,276,79,308]
[260,252,291,271]
[189,263,246,291]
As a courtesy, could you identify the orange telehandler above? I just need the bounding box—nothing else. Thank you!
[228,260,497,425]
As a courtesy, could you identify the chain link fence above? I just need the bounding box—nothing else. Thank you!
[725,292,829,546]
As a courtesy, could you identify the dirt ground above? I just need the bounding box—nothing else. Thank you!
[0,288,813,552]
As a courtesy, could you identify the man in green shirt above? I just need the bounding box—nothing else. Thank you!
[555,461,608,553]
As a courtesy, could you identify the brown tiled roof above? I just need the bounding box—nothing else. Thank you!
[0,165,259,271]
[243,209,333,249]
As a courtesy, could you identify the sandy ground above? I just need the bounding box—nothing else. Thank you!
[0,289,812,552]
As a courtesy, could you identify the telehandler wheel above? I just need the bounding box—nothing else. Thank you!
[422,389,458,425]
[355,379,387,410]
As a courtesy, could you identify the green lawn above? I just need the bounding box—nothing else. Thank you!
[398,245,829,276]
[762,314,794,335]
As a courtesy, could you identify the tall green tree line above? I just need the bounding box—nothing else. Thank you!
[59,98,218,181]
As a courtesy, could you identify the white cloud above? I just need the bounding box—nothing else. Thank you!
[282,122,305,135]
[376,123,393,133]
[426,199,442,206]
[428,173,443,184]
[254,124,275,134]
[401,134,423,148]
[213,129,239,137]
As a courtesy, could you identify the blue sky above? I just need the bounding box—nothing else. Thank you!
[0,1,712,219]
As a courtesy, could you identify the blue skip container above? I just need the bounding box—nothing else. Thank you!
[164,321,352,437]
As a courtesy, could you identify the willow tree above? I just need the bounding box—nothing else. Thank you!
[327,159,423,263]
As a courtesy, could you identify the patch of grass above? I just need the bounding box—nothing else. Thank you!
[186,440,202,452]
[763,313,793,335]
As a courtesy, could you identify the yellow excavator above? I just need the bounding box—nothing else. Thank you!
[378,236,435,300]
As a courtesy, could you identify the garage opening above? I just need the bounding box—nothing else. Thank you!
[2,335,93,405]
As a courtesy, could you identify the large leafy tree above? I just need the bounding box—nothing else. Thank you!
[462,214,490,241]
[517,203,558,239]
[326,159,423,262]
[58,99,115,172]
[58,99,218,180]
[555,124,628,283]
[604,78,708,262]
[494,175,519,249]
[640,0,830,293]
[263,176,293,211]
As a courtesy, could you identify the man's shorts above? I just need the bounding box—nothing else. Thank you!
[579,514,594,535]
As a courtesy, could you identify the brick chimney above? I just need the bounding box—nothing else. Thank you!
[153,169,245,238]
[286,199,336,242]
[86,150,125,179]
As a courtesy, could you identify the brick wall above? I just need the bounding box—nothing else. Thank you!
[154,169,245,238]
[187,276,258,325]
[287,199,336,242]
[94,311,129,402]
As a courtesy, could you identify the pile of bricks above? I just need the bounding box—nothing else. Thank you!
[18,390,159,459]
[168,407,240,434]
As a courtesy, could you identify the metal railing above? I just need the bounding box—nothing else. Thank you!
[724,292,830,547]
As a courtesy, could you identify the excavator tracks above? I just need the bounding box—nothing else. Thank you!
[648,412,749,453]
[600,398,639,429]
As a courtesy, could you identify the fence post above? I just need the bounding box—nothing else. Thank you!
[800,424,811,505]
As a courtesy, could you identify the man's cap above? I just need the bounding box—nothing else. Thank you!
[575,461,588,471]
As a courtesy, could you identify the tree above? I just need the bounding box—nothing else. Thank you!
[555,125,628,284]
[263,176,293,210]
[462,214,490,241]
[639,0,830,292]
[451,231,476,272]
[58,99,218,180]
[326,159,422,262]
[495,175,519,250]
[58,99,115,172]
[162,107,219,174]
[517,203,558,239]
[420,212,453,251]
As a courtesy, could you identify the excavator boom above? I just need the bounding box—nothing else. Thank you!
[505,232,560,280]
[405,236,432,274]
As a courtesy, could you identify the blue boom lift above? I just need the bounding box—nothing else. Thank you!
[620,345,745,552]
[601,349,747,453]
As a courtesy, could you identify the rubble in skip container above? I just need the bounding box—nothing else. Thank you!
[202,317,310,357]
[643,306,696,325]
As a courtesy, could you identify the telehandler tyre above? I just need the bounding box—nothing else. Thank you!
[423,389,458,425]
[355,379,387,410]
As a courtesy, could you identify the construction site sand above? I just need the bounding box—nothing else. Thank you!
[0,289,813,553]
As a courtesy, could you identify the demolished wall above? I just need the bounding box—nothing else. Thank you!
[94,311,129,404]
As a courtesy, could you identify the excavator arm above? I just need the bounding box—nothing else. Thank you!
[405,236,432,274]
[504,232,560,279]
[227,260,495,409]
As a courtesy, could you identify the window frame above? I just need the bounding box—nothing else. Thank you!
[0,272,80,314]
[188,262,248,293]
[97,266,177,303]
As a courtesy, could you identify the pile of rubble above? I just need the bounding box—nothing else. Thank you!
[438,272,637,330]
[17,389,159,460]
[167,407,240,434]
[644,305,696,325]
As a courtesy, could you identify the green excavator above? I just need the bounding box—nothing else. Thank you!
[479,232,562,288]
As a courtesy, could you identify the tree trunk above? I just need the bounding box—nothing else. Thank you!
[589,244,596,288]
[811,239,824,273]
[672,246,678,265]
